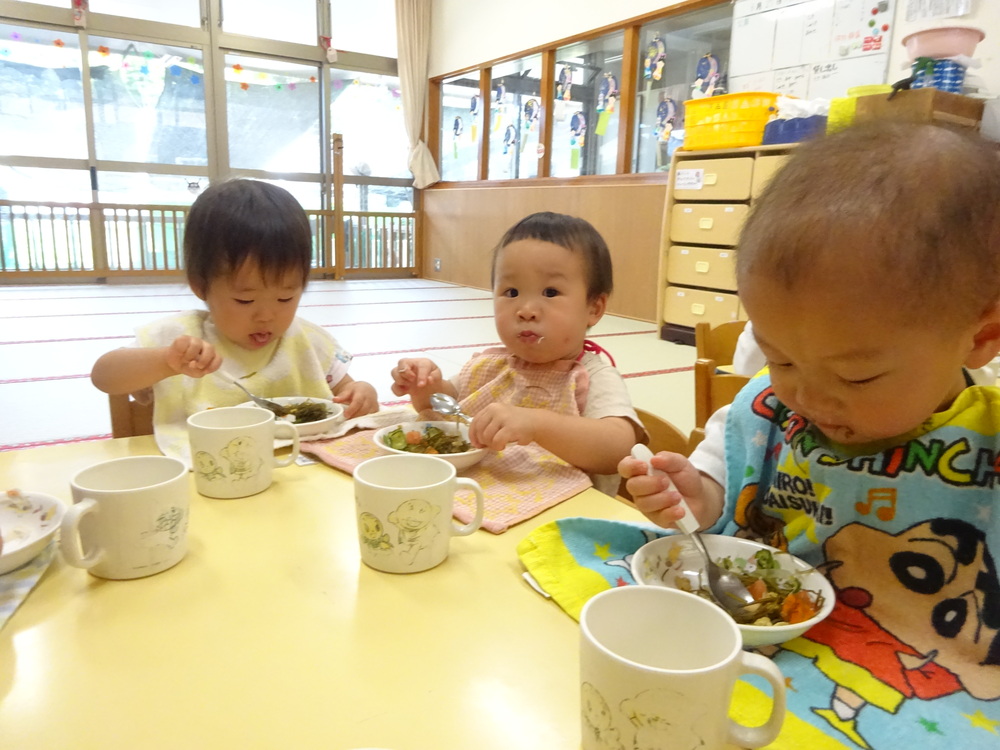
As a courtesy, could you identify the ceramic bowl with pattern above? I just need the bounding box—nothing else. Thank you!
[0,490,66,575]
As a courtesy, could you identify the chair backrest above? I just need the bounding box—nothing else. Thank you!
[695,320,746,367]
[693,358,751,430]
[109,394,154,438]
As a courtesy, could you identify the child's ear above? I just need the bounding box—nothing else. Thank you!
[964,300,1000,369]
[190,282,207,301]
[587,293,608,327]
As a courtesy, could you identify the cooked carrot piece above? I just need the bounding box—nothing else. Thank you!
[747,577,769,601]
[405,430,423,445]
[780,590,819,624]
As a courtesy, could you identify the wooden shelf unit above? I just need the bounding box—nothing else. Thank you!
[657,143,796,345]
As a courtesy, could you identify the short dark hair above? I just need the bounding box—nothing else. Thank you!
[737,122,1000,324]
[491,212,613,300]
[183,179,312,293]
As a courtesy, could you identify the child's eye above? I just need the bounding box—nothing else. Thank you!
[503,288,519,298]
[543,288,560,298]
[235,298,253,305]
[844,374,881,386]
[278,297,294,303]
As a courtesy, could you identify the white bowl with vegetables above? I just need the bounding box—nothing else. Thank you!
[239,396,344,437]
[631,534,835,647]
[372,421,487,471]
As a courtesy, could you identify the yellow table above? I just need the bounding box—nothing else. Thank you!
[0,437,644,750]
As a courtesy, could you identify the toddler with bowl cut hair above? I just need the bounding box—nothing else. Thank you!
[91,179,378,461]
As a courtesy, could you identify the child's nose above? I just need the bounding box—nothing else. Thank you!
[517,300,538,320]
[794,381,838,416]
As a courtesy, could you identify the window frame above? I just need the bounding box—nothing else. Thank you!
[428,0,730,182]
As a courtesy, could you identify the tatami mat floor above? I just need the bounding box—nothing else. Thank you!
[0,279,697,451]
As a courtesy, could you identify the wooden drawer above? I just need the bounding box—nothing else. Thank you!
[669,203,748,246]
[662,285,741,328]
[751,155,790,198]
[671,157,754,201]
[666,246,736,291]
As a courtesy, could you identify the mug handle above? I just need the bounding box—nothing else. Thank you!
[451,478,485,536]
[273,421,300,467]
[728,651,787,748]
[59,497,103,570]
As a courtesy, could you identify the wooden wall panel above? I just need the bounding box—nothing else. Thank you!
[421,180,668,322]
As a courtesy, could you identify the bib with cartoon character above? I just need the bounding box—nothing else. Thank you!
[711,374,1000,747]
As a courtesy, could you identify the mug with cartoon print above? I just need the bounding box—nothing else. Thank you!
[353,454,485,573]
[187,406,300,499]
[61,455,190,580]
[580,586,786,750]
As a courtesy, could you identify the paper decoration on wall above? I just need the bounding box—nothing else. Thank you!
[596,73,618,113]
[655,96,676,142]
[644,35,666,80]
[556,65,573,101]
[503,124,518,155]
[319,36,338,63]
[73,0,88,28]
[523,98,539,131]
[569,111,586,151]
[691,53,725,99]
[492,82,505,132]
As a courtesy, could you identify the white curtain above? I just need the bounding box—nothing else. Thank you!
[395,0,441,188]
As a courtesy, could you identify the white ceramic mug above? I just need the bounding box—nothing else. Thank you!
[61,455,190,580]
[187,406,300,499]
[353,454,485,573]
[580,586,786,750]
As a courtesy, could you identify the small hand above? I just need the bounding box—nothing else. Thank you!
[467,403,534,450]
[390,358,442,397]
[617,450,704,530]
[333,380,379,420]
[166,335,221,379]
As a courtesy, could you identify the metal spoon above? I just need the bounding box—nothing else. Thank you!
[630,444,754,616]
[219,371,290,417]
[429,393,473,425]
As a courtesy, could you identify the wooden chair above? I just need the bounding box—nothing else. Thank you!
[693,357,751,430]
[619,408,695,503]
[108,394,154,438]
[693,320,752,431]
[694,320,746,366]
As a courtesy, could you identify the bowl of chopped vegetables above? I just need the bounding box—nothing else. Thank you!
[372,421,488,471]
[240,397,344,437]
[631,534,835,647]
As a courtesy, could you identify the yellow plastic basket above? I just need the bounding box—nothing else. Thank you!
[683,91,779,150]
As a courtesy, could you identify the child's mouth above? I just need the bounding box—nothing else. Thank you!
[519,332,544,344]
[249,332,272,347]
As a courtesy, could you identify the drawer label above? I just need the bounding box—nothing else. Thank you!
[675,169,704,191]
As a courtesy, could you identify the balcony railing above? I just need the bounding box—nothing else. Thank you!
[0,200,418,281]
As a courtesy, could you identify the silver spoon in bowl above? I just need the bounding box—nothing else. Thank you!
[218,370,290,418]
[429,392,473,425]
[630,444,755,616]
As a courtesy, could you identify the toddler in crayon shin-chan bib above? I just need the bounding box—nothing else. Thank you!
[618,122,1000,750]
[391,211,645,498]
